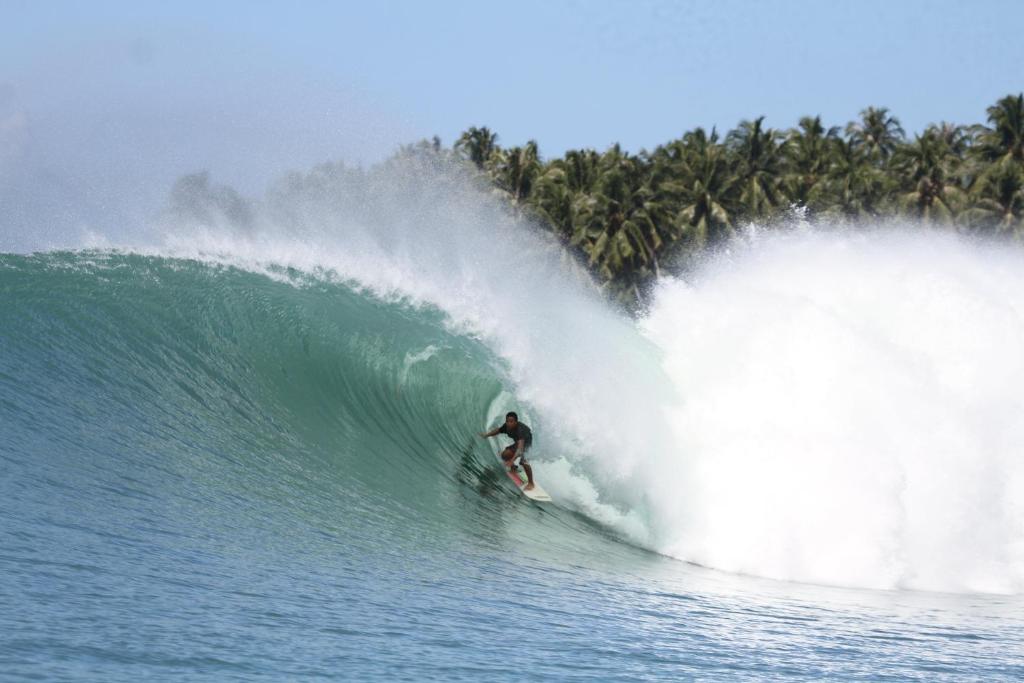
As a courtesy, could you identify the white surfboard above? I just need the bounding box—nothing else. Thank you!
[503,458,552,502]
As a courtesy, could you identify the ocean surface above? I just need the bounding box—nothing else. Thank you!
[3,194,1024,679]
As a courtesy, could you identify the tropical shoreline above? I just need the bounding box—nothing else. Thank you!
[444,94,1023,308]
[164,94,1024,313]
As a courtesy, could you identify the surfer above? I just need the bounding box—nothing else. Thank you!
[479,412,535,491]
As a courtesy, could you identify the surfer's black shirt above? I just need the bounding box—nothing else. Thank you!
[497,422,532,450]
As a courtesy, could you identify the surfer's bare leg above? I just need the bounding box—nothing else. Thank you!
[522,461,535,490]
[501,447,516,469]
[502,447,534,489]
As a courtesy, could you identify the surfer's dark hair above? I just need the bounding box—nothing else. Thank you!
[506,411,518,421]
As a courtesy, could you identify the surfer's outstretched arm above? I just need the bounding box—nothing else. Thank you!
[479,427,501,438]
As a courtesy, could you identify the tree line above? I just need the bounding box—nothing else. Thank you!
[427,94,1023,309]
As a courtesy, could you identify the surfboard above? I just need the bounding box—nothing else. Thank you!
[504,460,552,502]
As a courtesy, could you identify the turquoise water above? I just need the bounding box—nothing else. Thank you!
[2,251,1023,681]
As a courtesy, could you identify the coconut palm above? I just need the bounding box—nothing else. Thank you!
[974,93,1024,164]
[455,126,500,170]
[892,129,966,223]
[962,161,1024,234]
[571,148,660,280]
[491,141,541,204]
[782,115,841,208]
[727,116,785,218]
[846,107,905,164]
[528,163,575,238]
[672,128,738,249]
[526,152,596,236]
[818,137,893,219]
[560,149,603,193]
[930,122,971,159]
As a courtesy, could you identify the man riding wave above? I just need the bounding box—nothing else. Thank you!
[479,411,535,491]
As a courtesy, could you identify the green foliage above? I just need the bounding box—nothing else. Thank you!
[415,94,1024,311]
[975,94,1024,164]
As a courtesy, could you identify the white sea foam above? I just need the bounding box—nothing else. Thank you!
[641,229,1024,593]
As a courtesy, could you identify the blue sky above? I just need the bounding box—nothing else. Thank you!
[2,0,1022,201]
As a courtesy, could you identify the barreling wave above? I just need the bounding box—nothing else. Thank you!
[0,252,515,529]
[5,154,1024,596]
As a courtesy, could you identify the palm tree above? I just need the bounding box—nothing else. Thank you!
[818,137,893,219]
[528,163,575,239]
[782,115,841,208]
[974,93,1024,164]
[846,107,905,164]
[571,148,660,280]
[491,141,541,204]
[673,128,738,249]
[455,126,500,170]
[893,129,965,223]
[727,116,785,219]
[962,161,1024,234]
[528,149,604,236]
[560,149,602,193]
[930,122,971,159]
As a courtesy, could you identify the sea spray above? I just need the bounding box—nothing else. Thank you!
[641,228,1024,593]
